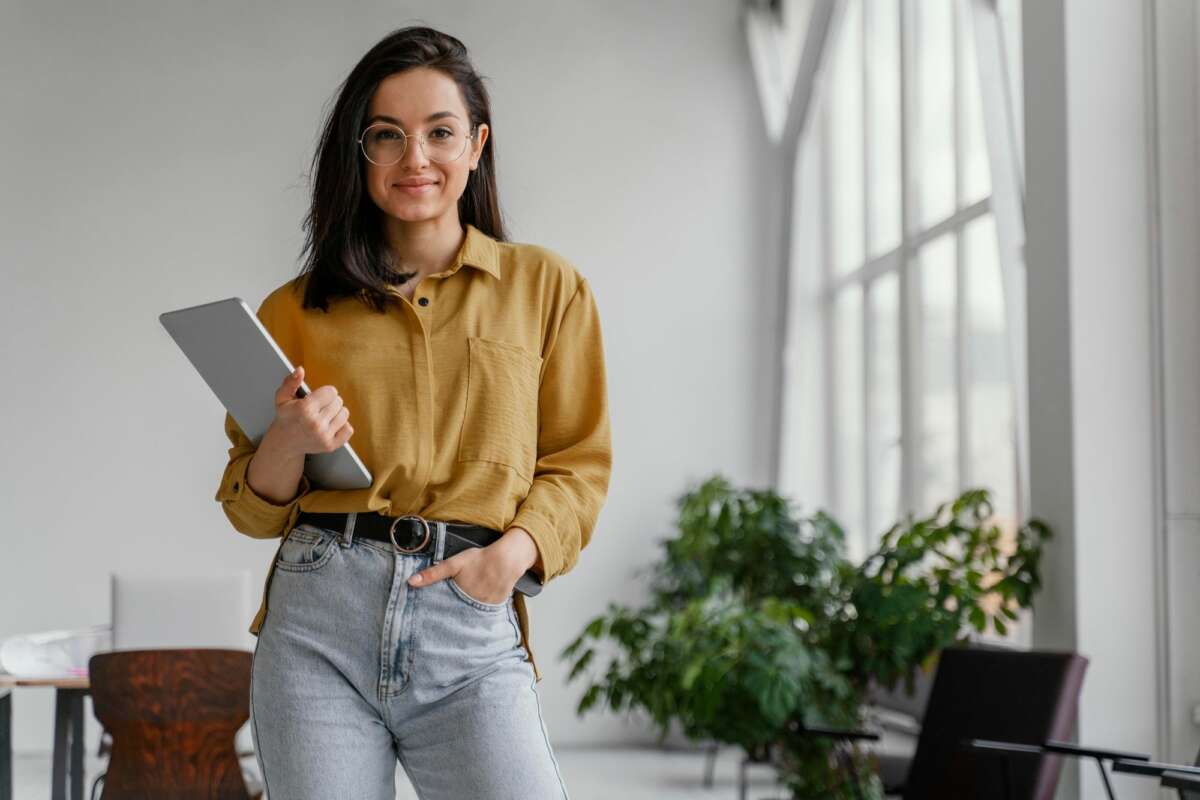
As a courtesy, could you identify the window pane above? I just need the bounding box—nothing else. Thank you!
[964,214,1016,518]
[780,118,830,508]
[835,286,865,557]
[912,0,956,229]
[960,0,992,206]
[919,234,958,511]
[867,271,901,541]
[865,0,901,257]
[829,0,864,276]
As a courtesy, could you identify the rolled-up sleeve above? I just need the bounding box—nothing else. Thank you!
[509,277,612,583]
[215,411,310,539]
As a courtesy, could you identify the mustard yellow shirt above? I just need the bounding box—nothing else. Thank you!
[214,223,612,682]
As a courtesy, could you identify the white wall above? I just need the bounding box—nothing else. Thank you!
[1154,0,1200,769]
[1065,0,1161,790]
[1024,0,1163,797]
[0,0,774,753]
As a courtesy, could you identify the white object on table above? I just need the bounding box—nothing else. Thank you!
[0,625,111,678]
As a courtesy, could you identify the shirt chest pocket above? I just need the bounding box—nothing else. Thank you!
[458,337,542,482]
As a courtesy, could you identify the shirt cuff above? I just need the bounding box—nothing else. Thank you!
[216,452,310,538]
[508,506,562,583]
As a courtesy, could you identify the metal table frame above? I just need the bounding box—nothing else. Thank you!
[0,678,89,800]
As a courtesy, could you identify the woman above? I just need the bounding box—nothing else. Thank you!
[214,25,611,799]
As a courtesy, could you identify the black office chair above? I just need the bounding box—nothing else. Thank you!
[791,646,1089,800]
[892,647,1088,799]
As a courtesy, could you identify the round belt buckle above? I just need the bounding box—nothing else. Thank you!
[388,514,431,554]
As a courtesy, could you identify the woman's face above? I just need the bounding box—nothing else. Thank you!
[361,67,489,226]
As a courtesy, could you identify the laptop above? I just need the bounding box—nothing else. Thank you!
[110,571,254,651]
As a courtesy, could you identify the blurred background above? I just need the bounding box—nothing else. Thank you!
[2,1,1198,798]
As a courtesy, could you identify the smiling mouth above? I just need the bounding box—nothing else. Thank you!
[394,183,437,195]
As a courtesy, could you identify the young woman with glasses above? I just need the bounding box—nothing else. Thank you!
[215,25,611,799]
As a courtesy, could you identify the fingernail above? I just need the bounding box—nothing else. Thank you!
[409,575,422,584]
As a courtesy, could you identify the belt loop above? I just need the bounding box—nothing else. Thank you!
[433,521,447,564]
[342,512,356,548]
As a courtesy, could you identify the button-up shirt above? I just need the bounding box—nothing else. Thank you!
[214,223,612,681]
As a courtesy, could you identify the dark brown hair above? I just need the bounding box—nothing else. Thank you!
[296,25,508,312]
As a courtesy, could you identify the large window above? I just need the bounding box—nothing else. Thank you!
[778,0,1026,562]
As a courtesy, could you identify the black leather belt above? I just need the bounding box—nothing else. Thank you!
[295,510,543,597]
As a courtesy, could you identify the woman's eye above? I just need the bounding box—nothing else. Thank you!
[430,128,453,140]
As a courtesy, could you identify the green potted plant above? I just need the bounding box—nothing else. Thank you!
[561,475,1050,799]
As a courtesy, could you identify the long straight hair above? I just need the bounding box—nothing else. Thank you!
[296,26,508,313]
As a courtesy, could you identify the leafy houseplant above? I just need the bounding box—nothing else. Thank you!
[561,475,1051,799]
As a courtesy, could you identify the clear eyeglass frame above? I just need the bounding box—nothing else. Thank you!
[357,121,477,166]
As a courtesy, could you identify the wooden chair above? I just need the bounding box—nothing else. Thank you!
[88,649,259,799]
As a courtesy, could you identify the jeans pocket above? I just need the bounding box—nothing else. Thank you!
[446,576,511,613]
[274,525,339,573]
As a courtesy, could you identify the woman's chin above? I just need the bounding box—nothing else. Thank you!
[385,203,445,223]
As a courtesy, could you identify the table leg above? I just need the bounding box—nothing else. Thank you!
[50,689,88,800]
[51,690,68,800]
[0,690,11,800]
[69,691,83,800]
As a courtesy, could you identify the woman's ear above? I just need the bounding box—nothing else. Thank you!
[471,123,489,168]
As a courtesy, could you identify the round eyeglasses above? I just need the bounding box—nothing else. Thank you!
[358,122,476,166]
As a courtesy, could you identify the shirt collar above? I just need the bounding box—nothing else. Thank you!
[452,223,502,280]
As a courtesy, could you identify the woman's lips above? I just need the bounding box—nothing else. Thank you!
[395,182,437,195]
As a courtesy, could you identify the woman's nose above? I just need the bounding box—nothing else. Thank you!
[401,134,430,168]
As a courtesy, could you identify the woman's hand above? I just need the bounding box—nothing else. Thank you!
[266,365,354,458]
[246,365,353,505]
[407,528,539,604]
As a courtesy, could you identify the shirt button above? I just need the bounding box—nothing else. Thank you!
[418,297,430,307]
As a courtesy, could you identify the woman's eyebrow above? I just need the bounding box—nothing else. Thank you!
[366,111,459,125]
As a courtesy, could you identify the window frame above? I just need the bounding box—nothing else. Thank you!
[760,0,1029,556]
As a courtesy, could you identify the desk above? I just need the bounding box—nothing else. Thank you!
[0,675,89,800]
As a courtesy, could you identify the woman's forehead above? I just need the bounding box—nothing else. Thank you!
[368,68,467,122]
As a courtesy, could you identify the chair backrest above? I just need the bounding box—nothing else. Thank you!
[89,648,252,799]
[902,646,1088,800]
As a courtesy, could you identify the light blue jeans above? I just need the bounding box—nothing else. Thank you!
[249,515,570,799]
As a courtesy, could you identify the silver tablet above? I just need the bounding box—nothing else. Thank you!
[159,296,373,490]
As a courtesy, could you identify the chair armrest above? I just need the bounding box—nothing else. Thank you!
[1042,740,1150,763]
[967,739,1045,756]
[1162,770,1200,791]
[1113,759,1200,778]
[787,720,880,743]
[966,739,1150,763]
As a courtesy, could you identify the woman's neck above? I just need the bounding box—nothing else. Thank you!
[383,213,465,282]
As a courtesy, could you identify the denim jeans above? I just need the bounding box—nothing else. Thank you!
[249,514,570,799]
